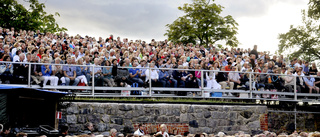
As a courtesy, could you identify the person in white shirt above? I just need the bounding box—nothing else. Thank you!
[228,66,241,90]
[133,124,145,136]
[145,63,159,87]
[156,124,169,137]
[90,58,103,86]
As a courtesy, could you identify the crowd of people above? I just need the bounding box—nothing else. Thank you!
[0,27,320,97]
[2,122,320,137]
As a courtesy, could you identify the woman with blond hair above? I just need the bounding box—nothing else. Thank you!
[110,128,117,137]
[156,124,169,137]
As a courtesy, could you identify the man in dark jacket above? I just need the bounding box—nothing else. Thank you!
[30,54,43,86]
[172,65,185,88]
[249,45,258,59]
[115,61,132,87]
[13,53,28,84]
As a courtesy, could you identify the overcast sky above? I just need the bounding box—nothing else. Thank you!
[22,0,308,53]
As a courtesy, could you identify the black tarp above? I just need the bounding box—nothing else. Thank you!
[0,84,68,127]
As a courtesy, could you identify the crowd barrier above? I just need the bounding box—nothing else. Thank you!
[1,61,320,102]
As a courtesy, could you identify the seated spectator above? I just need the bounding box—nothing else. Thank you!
[302,61,309,75]
[309,62,318,75]
[145,63,159,87]
[76,58,88,86]
[128,62,144,87]
[83,55,92,83]
[205,66,221,89]
[163,59,177,88]
[217,66,234,95]
[91,58,103,86]
[303,74,319,94]
[242,69,253,90]
[195,65,201,88]
[253,67,265,90]
[271,68,285,91]
[284,69,295,92]
[224,62,232,72]
[103,60,116,87]
[159,69,170,87]
[13,53,28,84]
[115,61,131,87]
[61,57,80,86]
[41,58,59,87]
[314,72,320,88]
[0,55,13,84]
[52,58,64,85]
[182,66,197,88]
[228,66,241,90]
[296,71,306,93]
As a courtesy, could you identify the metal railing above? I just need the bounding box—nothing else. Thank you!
[1,61,320,102]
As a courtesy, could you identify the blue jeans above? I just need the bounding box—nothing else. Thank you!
[170,78,178,88]
[179,80,185,88]
[65,77,80,86]
[256,83,265,89]
[196,78,207,87]
[160,79,170,87]
[130,77,144,87]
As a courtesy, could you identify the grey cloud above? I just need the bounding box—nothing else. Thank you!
[215,0,306,18]
[42,0,188,40]
[20,0,307,42]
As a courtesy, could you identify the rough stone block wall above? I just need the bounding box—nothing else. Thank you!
[268,112,320,133]
[60,103,267,135]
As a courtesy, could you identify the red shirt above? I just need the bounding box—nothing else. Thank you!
[225,65,231,71]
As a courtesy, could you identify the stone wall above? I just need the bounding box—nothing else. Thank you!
[267,112,320,133]
[60,102,267,135]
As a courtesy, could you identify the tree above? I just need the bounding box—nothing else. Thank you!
[0,0,67,33]
[164,0,239,47]
[308,0,320,20]
[278,10,320,62]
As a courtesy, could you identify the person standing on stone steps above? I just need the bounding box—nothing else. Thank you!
[134,124,145,136]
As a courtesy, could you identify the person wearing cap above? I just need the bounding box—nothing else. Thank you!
[133,124,145,136]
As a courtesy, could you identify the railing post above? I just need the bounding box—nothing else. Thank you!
[294,75,297,101]
[149,66,152,96]
[91,65,95,96]
[294,104,297,130]
[201,70,204,97]
[28,62,31,88]
[249,72,252,98]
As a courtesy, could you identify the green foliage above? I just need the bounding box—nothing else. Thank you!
[0,0,67,33]
[308,0,320,20]
[164,0,239,47]
[278,10,320,62]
